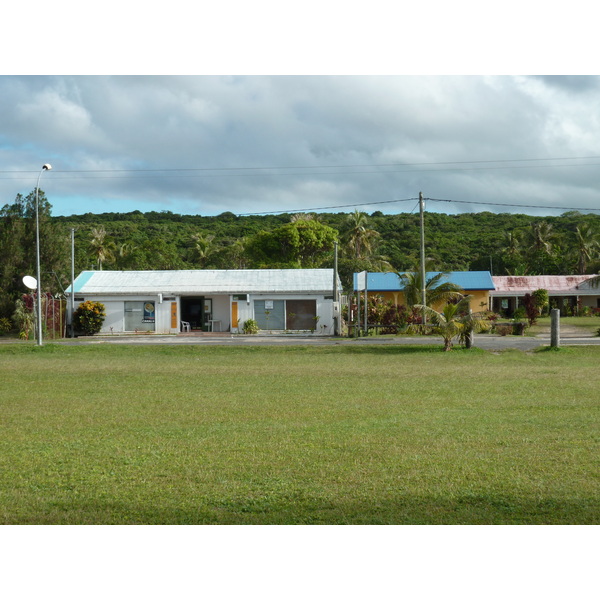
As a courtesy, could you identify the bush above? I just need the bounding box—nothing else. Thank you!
[522,293,538,326]
[0,316,12,335]
[496,323,513,336]
[242,318,259,334]
[532,289,549,316]
[73,300,106,335]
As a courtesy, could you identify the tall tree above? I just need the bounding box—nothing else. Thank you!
[526,221,556,274]
[245,220,338,268]
[342,210,380,260]
[188,232,216,267]
[573,223,599,274]
[0,190,69,318]
[89,227,116,270]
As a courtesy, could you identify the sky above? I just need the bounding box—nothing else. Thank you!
[4,74,600,219]
[3,3,599,221]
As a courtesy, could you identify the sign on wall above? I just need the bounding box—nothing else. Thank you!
[143,302,155,323]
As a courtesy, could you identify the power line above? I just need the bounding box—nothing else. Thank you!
[237,195,600,216]
[3,154,600,180]
[426,197,600,212]
[237,197,419,216]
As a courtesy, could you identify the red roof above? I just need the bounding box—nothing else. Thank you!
[492,275,594,293]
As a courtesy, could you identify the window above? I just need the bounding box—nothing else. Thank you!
[254,300,285,329]
[124,301,155,331]
[286,299,317,330]
[253,299,317,330]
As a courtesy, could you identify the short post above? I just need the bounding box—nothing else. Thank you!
[465,308,473,349]
[550,308,560,348]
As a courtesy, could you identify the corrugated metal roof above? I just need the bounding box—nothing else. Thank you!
[491,275,595,295]
[67,269,340,295]
[353,271,495,291]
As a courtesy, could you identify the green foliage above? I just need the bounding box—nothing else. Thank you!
[522,293,539,326]
[532,288,549,314]
[398,271,464,308]
[411,296,491,351]
[245,219,338,268]
[0,316,12,334]
[0,190,69,319]
[242,318,259,334]
[73,300,106,335]
[12,298,34,340]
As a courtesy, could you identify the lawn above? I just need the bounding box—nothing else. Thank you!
[0,343,598,524]
[527,315,600,336]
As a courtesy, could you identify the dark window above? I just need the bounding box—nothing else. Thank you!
[286,300,317,330]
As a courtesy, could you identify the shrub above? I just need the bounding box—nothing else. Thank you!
[522,293,538,326]
[496,323,513,336]
[513,306,526,320]
[73,300,106,335]
[532,289,549,315]
[12,297,34,340]
[0,317,12,335]
[242,318,259,334]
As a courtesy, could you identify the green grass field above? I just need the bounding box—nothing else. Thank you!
[0,343,598,524]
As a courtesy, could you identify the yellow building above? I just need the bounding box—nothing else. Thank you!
[353,271,494,312]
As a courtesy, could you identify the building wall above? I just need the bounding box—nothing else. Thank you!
[73,292,337,335]
[368,290,490,313]
[74,295,176,334]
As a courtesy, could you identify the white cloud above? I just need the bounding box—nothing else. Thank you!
[2,75,600,217]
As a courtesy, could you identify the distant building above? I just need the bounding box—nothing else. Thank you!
[352,271,495,312]
[66,269,342,335]
[490,275,600,316]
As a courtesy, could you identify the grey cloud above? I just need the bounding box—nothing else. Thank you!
[2,75,600,217]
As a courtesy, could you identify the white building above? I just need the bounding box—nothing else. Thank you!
[66,269,342,335]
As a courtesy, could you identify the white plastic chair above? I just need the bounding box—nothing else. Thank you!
[181,321,191,332]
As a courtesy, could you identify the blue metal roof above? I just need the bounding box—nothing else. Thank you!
[353,271,495,291]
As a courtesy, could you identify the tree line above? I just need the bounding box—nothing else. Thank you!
[2,188,600,320]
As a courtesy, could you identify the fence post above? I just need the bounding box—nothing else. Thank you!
[550,308,560,348]
[465,308,473,348]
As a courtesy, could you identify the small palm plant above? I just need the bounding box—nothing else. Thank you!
[411,296,491,351]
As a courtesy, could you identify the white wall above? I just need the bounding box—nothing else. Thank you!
[74,295,174,334]
[73,293,338,335]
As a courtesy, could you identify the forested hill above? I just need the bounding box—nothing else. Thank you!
[3,189,600,318]
[53,208,600,281]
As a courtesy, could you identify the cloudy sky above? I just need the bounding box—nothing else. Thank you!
[3,75,600,218]
[3,0,599,220]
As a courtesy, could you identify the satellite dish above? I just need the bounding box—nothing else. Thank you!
[23,275,37,290]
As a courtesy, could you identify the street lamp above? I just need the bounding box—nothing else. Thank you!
[35,164,52,346]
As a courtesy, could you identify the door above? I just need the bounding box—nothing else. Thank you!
[180,297,204,330]
[231,301,238,330]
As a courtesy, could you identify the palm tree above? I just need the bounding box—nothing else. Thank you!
[189,232,215,267]
[412,296,491,351]
[398,270,464,308]
[290,213,317,222]
[573,224,599,274]
[89,227,115,270]
[503,230,523,258]
[342,210,380,260]
[529,221,554,254]
[526,221,556,274]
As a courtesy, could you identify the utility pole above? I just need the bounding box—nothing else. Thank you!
[419,192,427,324]
[70,228,75,337]
[333,241,339,336]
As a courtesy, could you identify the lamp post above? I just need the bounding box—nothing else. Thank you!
[35,164,52,346]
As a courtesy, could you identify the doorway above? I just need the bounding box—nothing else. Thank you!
[180,297,207,331]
